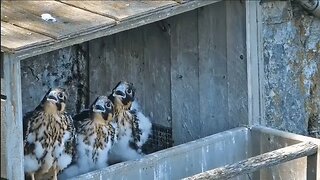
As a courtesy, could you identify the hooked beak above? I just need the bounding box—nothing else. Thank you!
[114,90,125,97]
[112,83,127,98]
[47,94,58,103]
[93,104,106,113]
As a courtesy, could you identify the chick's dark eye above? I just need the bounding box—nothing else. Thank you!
[106,102,111,108]
[126,89,132,94]
[58,92,64,99]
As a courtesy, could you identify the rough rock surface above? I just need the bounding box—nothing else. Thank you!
[262,1,320,137]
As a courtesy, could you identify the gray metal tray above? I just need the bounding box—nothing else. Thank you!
[73,126,320,180]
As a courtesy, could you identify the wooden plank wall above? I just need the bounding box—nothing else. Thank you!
[18,1,247,146]
[1,99,7,179]
[170,10,201,143]
[1,54,7,179]
[89,1,247,145]
[226,0,248,129]
[89,21,172,128]
[198,2,228,138]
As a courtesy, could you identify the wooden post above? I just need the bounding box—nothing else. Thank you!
[3,53,24,180]
[246,0,264,126]
[1,96,8,178]
[307,148,319,180]
[183,142,318,180]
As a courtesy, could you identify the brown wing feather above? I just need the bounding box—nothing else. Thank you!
[62,112,77,166]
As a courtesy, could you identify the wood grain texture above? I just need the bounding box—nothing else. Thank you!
[246,1,263,126]
[0,78,4,97]
[5,0,221,60]
[2,54,24,180]
[4,0,221,58]
[198,2,228,137]
[184,142,318,180]
[61,1,178,21]
[88,28,145,103]
[226,0,248,128]
[88,22,172,127]
[142,21,172,127]
[307,152,318,180]
[170,10,200,145]
[1,0,115,40]
[1,100,7,179]
[1,21,53,52]
[174,0,194,4]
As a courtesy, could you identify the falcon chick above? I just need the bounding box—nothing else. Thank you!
[23,88,75,180]
[60,96,117,178]
[108,81,152,163]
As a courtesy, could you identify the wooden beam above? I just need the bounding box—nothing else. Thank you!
[183,142,318,180]
[226,0,247,129]
[10,0,222,61]
[307,152,318,180]
[1,22,54,52]
[60,1,178,21]
[246,0,264,126]
[1,1,115,40]
[1,78,5,100]
[2,53,24,180]
[1,100,7,178]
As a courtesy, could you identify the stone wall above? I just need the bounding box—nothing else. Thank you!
[262,1,320,137]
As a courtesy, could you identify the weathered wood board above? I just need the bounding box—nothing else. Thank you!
[1,100,7,179]
[87,2,248,145]
[88,28,145,105]
[61,1,178,21]
[1,54,4,97]
[142,21,172,128]
[1,22,53,52]
[170,10,201,145]
[1,79,4,97]
[6,0,249,159]
[1,0,222,59]
[226,0,248,129]
[2,54,24,179]
[198,2,228,137]
[88,21,172,127]
[0,1,252,179]
[1,1,115,40]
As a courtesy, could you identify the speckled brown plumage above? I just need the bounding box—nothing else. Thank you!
[59,96,116,178]
[76,116,116,163]
[23,88,75,180]
[108,81,152,163]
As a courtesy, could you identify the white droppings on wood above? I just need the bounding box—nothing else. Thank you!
[41,13,57,22]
